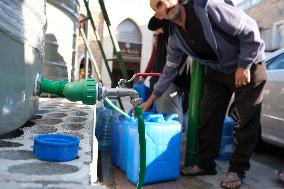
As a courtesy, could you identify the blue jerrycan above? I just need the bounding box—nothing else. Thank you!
[217,116,236,161]
[112,112,152,170]
[111,115,128,167]
[95,102,115,151]
[134,81,149,102]
[127,113,181,185]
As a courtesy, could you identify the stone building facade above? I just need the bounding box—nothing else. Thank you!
[76,0,154,87]
[241,0,284,51]
[76,1,104,82]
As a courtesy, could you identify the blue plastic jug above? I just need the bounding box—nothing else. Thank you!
[113,112,152,172]
[217,116,236,161]
[134,82,149,102]
[111,115,123,167]
[120,117,135,172]
[126,113,181,185]
[111,115,128,167]
[96,100,118,151]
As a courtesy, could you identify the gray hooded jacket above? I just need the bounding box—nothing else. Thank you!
[153,0,265,97]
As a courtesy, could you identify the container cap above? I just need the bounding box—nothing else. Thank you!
[33,134,80,162]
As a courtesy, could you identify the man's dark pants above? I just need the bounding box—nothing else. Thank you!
[197,63,267,177]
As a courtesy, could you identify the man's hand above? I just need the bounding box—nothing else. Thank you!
[235,67,250,88]
[141,94,158,112]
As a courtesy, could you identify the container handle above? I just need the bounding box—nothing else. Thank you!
[147,114,164,122]
[165,113,179,121]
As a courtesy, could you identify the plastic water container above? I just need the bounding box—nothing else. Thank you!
[127,113,181,185]
[217,116,236,161]
[111,115,127,167]
[33,134,80,162]
[134,82,149,102]
[120,116,134,172]
[112,112,152,171]
[96,100,118,151]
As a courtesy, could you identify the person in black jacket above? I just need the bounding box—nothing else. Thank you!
[142,13,190,125]
[142,15,169,95]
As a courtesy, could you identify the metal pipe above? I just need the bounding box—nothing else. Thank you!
[84,0,90,80]
[102,87,138,98]
[80,28,101,80]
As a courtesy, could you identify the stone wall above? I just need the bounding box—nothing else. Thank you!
[76,0,154,85]
[244,0,284,50]
[245,0,284,29]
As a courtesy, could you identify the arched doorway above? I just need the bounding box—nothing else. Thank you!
[113,19,142,86]
[79,58,92,81]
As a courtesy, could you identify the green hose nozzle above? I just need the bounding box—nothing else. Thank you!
[35,74,140,107]
[40,79,68,97]
[63,79,97,105]
[38,76,97,105]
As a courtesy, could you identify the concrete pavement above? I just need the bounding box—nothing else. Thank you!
[0,97,99,189]
[108,153,284,189]
[101,133,284,189]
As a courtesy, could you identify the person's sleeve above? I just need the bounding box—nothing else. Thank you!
[153,36,184,96]
[207,0,264,69]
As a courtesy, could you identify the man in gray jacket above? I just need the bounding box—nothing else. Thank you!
[143,0,267,188]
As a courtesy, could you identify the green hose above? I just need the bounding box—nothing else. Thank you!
[104,97,130,118]
[40,79,68,97]
[134,106,146,189]
[185,60,204,166]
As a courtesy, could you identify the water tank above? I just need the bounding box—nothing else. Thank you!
[0,0,47,135]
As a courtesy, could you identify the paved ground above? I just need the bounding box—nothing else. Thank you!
[0,97,101,189]
[0,97,283,189]
[109,157,284,189]
[99,134,284,189]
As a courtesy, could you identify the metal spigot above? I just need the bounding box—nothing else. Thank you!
[99,85,142,106]
[117,73,161,106]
